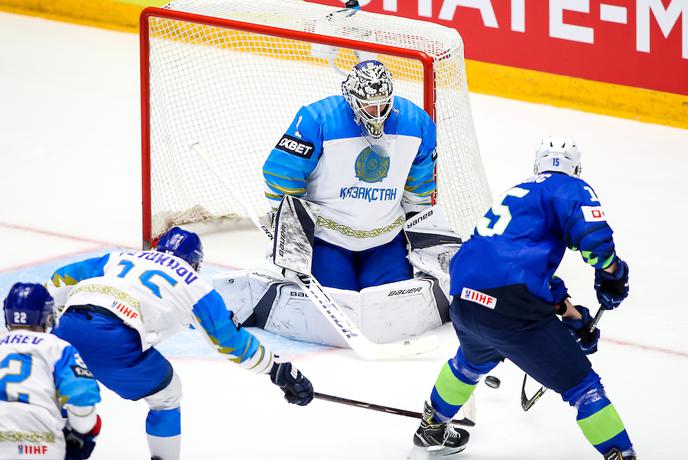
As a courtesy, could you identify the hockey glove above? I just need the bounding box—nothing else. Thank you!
[549,276,570,307]
[562,305,600,355]
[64,415,101,460]
[270,362,314,406]
[594,258,629,310]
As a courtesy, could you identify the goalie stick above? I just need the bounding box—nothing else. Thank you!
[190,143,439,360]
[521,307,606,411]
[315,392,476,427]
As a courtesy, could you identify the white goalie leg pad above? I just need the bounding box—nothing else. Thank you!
[359,277,449,344]
[407,246,458,295]
[213,269,361,348]
[263,285,360,348]
[212,269,288,325]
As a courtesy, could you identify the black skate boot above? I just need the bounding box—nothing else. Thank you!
[412,402,469,456]
[604,448,637,460]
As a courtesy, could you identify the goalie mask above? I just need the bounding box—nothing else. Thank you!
[533,136,582,177]
[342,60,394,139]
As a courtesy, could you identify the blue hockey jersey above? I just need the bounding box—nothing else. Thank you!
[450,172,616,308]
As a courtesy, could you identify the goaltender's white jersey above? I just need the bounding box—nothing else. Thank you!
[263,96,437,251]
[0,330,100,459]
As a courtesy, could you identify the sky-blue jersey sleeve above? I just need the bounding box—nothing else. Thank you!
[404,112,437,206]
[263,105,323,207]
[53,345,101,407]
[192,290,274,373]
[49,254,111,288]
[552,180,616,269]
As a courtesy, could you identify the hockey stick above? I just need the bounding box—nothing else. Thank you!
[314,392,476,427]
[521,307,606,411]
[190,143,439,360]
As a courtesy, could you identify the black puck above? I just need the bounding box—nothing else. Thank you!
[485,375,501,389]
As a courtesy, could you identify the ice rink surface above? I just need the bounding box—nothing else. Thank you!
[1,12,687,459]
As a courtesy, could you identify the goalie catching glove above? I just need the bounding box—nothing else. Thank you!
[270,362,314,406]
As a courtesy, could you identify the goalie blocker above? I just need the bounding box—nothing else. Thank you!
[213,203,461,347]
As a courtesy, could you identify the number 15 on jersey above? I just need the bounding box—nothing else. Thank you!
[476,187,530,237]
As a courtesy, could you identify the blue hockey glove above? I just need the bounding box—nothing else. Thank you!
[64,415,101,460]
[562,305,600,354]
[549,276,570,306]
[594,258,629,310]
[270,362,314,406]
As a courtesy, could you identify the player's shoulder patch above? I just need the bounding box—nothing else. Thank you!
[71,365,95,379]
[581,205,606,222]
[275,134,315,159]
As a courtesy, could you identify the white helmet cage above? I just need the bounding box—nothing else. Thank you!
[533,136,582,177]
[342,60,394,138]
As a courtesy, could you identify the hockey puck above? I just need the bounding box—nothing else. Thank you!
[485,375,501,389]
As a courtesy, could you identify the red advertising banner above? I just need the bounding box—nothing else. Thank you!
[307,0,688,96]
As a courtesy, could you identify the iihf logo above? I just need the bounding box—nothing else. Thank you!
[18,444,48,455]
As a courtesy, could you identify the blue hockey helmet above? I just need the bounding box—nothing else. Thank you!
[156,226,204,271]
[3,282,55,330]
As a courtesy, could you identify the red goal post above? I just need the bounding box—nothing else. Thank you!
[140,0,491,249]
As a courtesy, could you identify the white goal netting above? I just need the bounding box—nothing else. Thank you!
[142,0,491,246]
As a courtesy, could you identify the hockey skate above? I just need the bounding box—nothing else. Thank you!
[409,402,469,458]
[604,448,637,460]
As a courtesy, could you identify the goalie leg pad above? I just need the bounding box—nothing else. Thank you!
[212,270,289,326]
[263,286,359,348]
[214,269,360,347]
[359,277,447,344]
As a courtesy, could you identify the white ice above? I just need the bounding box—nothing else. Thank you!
[1,12,687,459]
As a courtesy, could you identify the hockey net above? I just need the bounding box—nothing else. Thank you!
[141,0,492,248]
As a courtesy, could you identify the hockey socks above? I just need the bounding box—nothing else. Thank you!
[146,408,181,460]
[430,347,498,421]
[563,371,635,456]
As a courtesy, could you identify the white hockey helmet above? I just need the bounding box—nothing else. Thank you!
[342,60,394,138]
[533,136,582,177]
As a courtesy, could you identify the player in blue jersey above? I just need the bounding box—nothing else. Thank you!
[47,227,313,460]
[214,60,460,347]
[1,283,101,460]
[410,137,636,459]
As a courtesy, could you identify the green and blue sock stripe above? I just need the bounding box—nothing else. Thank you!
[578,406,633,455]
[430,348,498,421]
[563,370,634,455]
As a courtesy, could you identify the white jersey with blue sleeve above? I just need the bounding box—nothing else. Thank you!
[0,330,100,460]
[49,251,275,373]
[263,95,436,251]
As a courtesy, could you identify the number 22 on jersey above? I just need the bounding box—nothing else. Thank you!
[476,187,530,237]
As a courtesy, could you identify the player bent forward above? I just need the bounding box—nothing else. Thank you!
[411,138,637,459]
[1,283,101,460]
[47,227,314,460]
[215,60,461,347]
